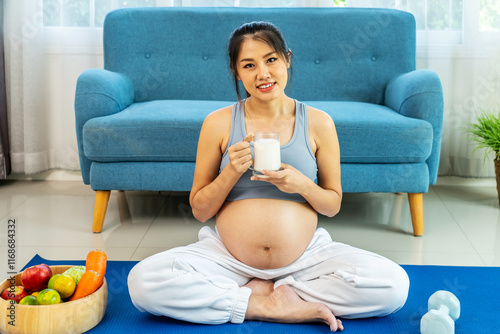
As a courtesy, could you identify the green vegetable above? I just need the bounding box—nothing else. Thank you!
[62,266,86,285]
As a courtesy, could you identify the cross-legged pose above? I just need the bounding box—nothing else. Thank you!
[128,21,409,332]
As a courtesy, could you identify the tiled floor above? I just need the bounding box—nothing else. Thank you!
[1,176,499,276]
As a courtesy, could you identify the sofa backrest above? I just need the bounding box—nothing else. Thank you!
[104,7,415,104]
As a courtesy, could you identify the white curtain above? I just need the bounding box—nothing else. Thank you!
[5,0,54,174]
[4,0,499,177]
[4,0,91,175]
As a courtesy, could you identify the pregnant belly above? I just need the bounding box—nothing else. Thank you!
[216,199,318,269]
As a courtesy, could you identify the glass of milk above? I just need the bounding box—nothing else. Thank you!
[252,132,281,177]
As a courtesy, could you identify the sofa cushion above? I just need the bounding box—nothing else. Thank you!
[83,100,232,163]
[83,100,433,164]
[308,101,433,163]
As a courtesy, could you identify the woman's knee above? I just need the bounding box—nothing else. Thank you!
[127,253,176,313]
[381,265,410,316]
[127,263,151,311]
[342,259,410,318]
[341,264,409,319]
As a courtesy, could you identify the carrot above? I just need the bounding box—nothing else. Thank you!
[69,270,103,301]
[86,249,107,277]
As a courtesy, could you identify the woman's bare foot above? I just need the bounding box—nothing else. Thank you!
[244,278,274,296]
[245,284,343,332]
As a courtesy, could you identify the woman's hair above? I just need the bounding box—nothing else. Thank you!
[228,21,293,100]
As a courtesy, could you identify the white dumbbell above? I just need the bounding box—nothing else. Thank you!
[420,290,460,334]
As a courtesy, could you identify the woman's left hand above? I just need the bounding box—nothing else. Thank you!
[250,163,310,194]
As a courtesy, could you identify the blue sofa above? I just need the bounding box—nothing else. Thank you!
[75,7,443,235]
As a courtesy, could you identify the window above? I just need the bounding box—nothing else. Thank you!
[43,0,157,28]
[480,0,500,31]
[400,0,463,31]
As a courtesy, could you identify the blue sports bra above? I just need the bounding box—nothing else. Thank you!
[220,99,317,202]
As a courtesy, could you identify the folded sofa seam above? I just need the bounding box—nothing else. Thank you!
[76,92,131,111]
[395,91,442,114]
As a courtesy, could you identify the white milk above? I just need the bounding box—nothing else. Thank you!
[253,138,281,174]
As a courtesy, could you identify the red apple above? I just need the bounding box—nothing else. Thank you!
[1,285,29,303]
[21,264,53,292]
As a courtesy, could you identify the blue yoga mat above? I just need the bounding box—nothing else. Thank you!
[21,255,500,333]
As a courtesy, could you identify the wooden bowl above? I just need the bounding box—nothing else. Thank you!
[0,265,107,334]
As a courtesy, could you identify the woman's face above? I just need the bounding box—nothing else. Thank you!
[235,37,290,101]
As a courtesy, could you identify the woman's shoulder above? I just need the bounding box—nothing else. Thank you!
[203,104,234,128]
[199,103,236,148]
[305,104,335,131]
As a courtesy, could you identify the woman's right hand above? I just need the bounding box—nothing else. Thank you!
[227,134,253,174]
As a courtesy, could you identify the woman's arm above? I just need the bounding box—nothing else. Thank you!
[252,107,342,217]
[301,107,342,217]
[189,107,253,222]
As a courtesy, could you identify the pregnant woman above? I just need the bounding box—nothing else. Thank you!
[128,21,409,332]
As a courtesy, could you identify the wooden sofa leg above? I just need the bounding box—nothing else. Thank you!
[408,193,424,237]
[92,190,111,233]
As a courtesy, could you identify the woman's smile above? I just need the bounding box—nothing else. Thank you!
[257,82,276,92]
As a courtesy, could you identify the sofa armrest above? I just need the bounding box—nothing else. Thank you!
[74,69,135,184]
[385,69,444,185]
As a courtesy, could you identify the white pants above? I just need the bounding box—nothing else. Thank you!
[128,226,409,325]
